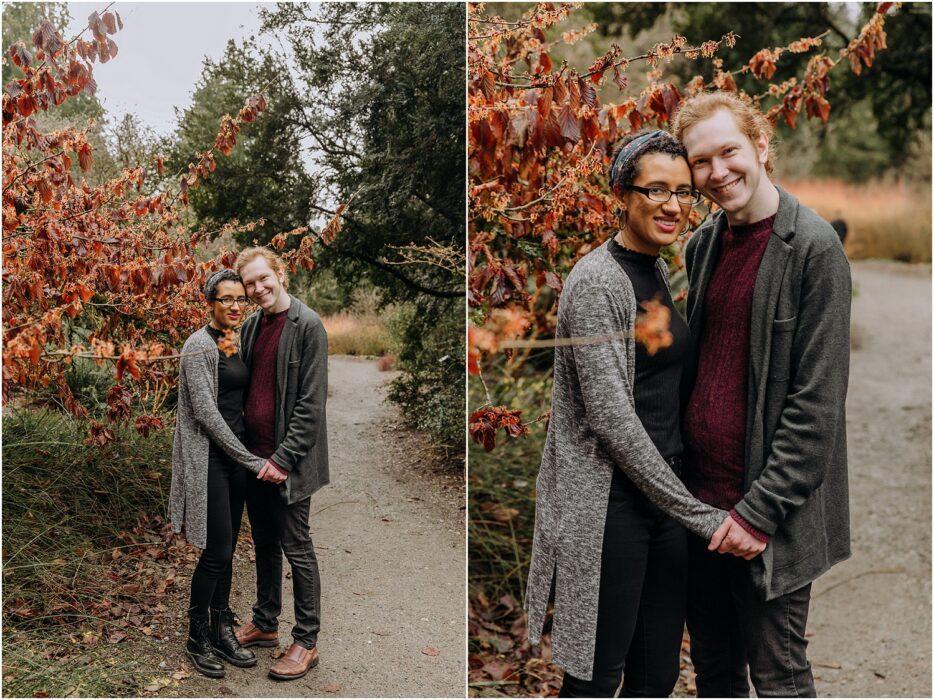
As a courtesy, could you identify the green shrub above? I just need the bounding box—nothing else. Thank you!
[2,408,175,697]
[387,297,464,457]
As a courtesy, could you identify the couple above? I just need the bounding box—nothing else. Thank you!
[169,247,329,681]
[526,92,851,697]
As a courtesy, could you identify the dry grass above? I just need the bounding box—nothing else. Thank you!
[783,179,932,263]
[321,312,393,356]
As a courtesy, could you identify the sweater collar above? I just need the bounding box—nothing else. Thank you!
[709,184,799,243]
[727,214,776,239]
[607,236,659,270]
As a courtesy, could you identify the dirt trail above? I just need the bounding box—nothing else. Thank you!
[174,356,466,697]
[803,261,931,697]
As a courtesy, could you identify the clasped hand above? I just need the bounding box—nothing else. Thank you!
[708,514,766,560]
[257,459,288,484]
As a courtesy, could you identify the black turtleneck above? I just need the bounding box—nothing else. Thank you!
[205,324,249,438]
[607,237,691,471]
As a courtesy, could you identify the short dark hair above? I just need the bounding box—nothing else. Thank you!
[608,129,689,194]
[203,269,242,301]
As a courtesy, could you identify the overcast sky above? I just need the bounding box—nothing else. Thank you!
[64,3,268,135]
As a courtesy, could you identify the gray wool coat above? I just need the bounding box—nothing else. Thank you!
[169,327,265,549]
[683,186,852,601]
[238,295,329,505]
[525,241,727,681]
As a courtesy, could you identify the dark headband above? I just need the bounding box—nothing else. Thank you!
[609,129,668,191]
[203,269,240,300]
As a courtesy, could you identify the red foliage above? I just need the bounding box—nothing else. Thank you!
[467,2,892,430]
[2,10,272,433]
[469,405,529,452]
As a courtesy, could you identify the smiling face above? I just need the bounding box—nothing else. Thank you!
[207,280,247,330]
[239,257,288,313]
[618,152,694,255]
[680,108,771,222]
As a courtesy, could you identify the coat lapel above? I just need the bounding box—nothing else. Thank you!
[748,188,798,389]
[276,322,295,401]
[240,311,262,368]
[275,295,300,402]
[687,211,727,338]
[748,237,792,389]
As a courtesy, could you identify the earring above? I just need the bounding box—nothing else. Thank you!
[618,208,628,231]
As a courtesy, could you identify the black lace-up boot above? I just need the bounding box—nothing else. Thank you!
[210,608,257,667]
[186,613,225,678]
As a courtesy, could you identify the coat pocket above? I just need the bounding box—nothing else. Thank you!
[285,359,301,397]
[769,316,797,382]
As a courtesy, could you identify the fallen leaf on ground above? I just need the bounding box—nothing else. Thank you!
[422,646,440,656]
[483,659,516,681]
[322,682,342,693]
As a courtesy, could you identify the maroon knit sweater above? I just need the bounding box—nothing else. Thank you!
[244,308,289,470]
[683,215,776,542]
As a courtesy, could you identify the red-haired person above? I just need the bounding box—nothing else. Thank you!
[673,92,851,697]
[232,247,329,681]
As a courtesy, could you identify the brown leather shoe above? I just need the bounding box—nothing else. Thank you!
[235,622,278,648]
[268,643,319,681]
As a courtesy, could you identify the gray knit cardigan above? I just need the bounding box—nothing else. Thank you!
[525,241,727,681]
[169,327,265,549]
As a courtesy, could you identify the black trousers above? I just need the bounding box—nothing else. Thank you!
[244,477,321,649]
[686,534,815,698]
[560,483,688,698]
[189,446,247,617]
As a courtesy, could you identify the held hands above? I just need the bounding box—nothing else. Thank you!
[258,459,288,484]
[709,514,766,560]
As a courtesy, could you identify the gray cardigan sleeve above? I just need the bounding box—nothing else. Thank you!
[569,284,726,539]
[733,245,851,534]
[271,318,328,471]
[182,340,265,474]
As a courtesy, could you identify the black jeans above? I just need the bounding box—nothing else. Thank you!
[244,477,321,649]
[560,475,688,698]
[189,446,247,617]
[686,534,815,697]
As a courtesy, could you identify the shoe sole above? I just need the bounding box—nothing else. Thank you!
[213,646,259,668]
[267,656,319,681]
[186,651,225,679]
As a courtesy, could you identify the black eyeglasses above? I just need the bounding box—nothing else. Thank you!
[627,185,702,205]
[213,296,250,308]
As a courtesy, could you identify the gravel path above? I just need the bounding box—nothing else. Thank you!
[174,356,466,697]
[804,261,931,697]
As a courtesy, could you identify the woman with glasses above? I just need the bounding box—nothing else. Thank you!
[525,130,728,697]
[170,269,266,678]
